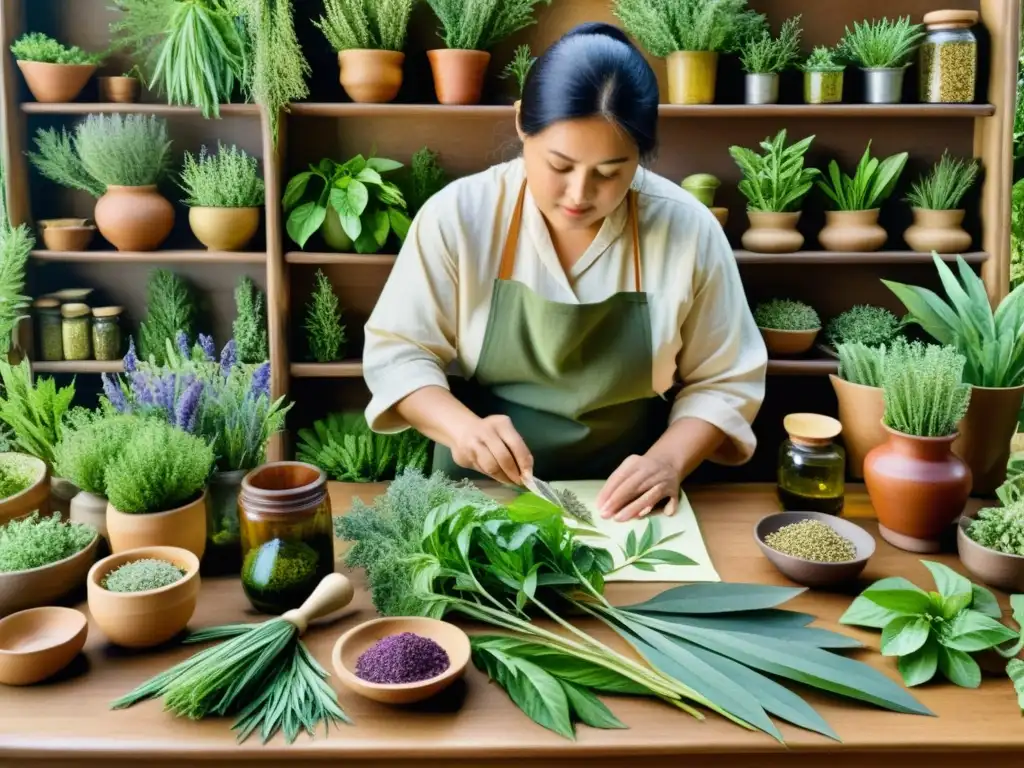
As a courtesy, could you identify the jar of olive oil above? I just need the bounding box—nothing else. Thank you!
[777,413,845,516]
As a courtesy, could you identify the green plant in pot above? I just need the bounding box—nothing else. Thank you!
[737,15,802,105]
[752,298,820,357]
[729,129,819,254]
[831,340,893,480]
[0,452,50,527]
[883,253,1024,496]
[284,153,411,254]
[304,270,346,362]
[27,113,174,251]
[10,32,103,103]
[838,16,925,104]
[680,173,727,227]
[957,466,1024,593]
[315,0,416,103]
[179,143,265,252]
[863,338,972,553]
[902,151,980,254]
[800,45,845,104]
[98,63,146,104]
[825,305,903,353]
[815,140,908,252]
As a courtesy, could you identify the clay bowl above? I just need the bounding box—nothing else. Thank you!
[332,616,471,704]
[87,545,200,648]
[0,530,98,617]
[758,327,819,356]
[754,511,876,588]
[957,516,1024,592]
[0,453,51,525]
[0,606,87,685]
[38,219,96,252]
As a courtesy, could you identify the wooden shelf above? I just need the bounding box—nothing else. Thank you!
[31,250,267,264]
[21,103,260,116]
[290,361,364,378]
[285,252,396,265]
[30,360,124,374]
[735,250,989,265]
[767,358,839,376]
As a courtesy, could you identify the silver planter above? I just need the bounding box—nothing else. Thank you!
[863,67,905,104]
[745,73,779,105]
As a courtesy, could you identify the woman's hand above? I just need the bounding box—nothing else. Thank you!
[596,454,681,522]
[451,414,533,485]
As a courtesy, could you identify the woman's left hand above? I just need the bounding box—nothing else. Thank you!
[596,454,682,522]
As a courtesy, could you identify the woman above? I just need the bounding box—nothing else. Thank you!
[362,22,767,522]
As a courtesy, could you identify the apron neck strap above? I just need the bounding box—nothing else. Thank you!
[498,181,642,292]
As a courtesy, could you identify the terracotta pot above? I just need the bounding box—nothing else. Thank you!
[427,49,490,105]
[759,327,819,356]
[0,532,98,617]
[829,375,886,481]
[818,209,887,252]
[952,385,1024,496]
[863,424,972,553]
[87,545,199,648]
[903,208,972,254]
[98,76,140,103]
[0,454,50,526]
[188,207,260,251]
[957,516,1024,593]
[49,477,77,521]
[741,211,804,253]
[710,207,728,228]
[38,218,96,251]
[106,490,208,560]
[16,61,95,103]
[666,51,718,105]
[70,490,108,545]
[94,185,174,252]
[337,50,404,103]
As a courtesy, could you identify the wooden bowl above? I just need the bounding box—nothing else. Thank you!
[331,616,471,704]
[754,511,875,588]
[0,606,87,685]
[38,219,96,252]
[758,327,820,356]
[0,453,51,525]
[957,516,1024,592]
[87,545,200,648]
[0,530,98,617]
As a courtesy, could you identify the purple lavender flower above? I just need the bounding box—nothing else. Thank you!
[123,337,138,374]
[249,362,271,400]
[175,330,190,358]
[154,371,178,413]
[174,379,204,434]
[220,339,237,376]
[132,371,156,408]
[198,333,215,361]
[102,373,128,413]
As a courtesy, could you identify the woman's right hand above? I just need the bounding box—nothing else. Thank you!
[451,414,533,485]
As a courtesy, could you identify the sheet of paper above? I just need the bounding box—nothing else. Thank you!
[550,480,720,583]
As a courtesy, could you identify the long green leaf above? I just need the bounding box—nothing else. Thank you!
[559,681,627,730]
[631,611,862,649]
[622,583,807,614]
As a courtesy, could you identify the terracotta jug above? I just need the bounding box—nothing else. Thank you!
[427,49,490,105]
[863,424,971,553]
[903,208,972,253]
[829,375,886,480]
[741,211,804,253]
[337,50,404,103]
[952,384,1024,496]
[665,51,718,104]
[818,209,887,252]
[94,185,174,251]
[98,76,140,103]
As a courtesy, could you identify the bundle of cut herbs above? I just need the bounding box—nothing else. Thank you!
[335,469,933,742]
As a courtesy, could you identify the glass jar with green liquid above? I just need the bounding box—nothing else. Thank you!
[777,413,845,515]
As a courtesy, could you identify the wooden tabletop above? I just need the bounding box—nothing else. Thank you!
[0,481,1019,768]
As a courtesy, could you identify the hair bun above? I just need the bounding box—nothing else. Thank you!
[563,21,634,48]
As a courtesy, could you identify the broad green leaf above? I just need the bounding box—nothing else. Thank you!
[643,549,697,566]
[522,565,538,600]
[346,179,369,215]
[282,171,314,210]
[921,560,972,601]
[1007,658,1024,710]
[881,616,932,657]
[1011,593,1024,626]
[860,588,931,616]
[624,583,806,614]
[370,209,390,247]
[881,279,959,344]
[558,681,626,730]
[507,493,561,522]
[839,595,903,629]
[972,584,1002,618]
[938,646,981,688]
[625,529,637,558]
[389,208,412,241]
[941,610,1019,652]
[285,201,326,248]
[329,188,362,240]
[366,156,403,173]
[631,561,656,572]
[339,154,367,175]
[638,518,656,554]
[354,167,383,186]
[897,637,939,687]
[633,611,861,648]
[502,657,575,739]
[939,591,973,620]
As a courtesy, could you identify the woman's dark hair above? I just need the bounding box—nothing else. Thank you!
[519,22,659,160]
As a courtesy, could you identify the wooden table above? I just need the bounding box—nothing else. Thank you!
[1,482,1020,768]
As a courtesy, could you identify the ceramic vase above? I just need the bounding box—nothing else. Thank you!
[741,211,804,253]
[70,490,109,545]
[94,185,174,251]
[337,50,404,103]
[106,490,208,559]
[903,208,972,253]
[426,49,490,105]
[49,477,77,521]
[188,207,261,251]
[829,374,887,480]
[16,61,95,102]
[665,51,718,104]
[952,385,1024,496]
[818,209,887,252]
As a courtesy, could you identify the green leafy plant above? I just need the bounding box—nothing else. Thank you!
[836,341,886,386]
[52,409,137,497]
[179,143,265,208]
[826,305,902,348]
[840,561,1019,688]
[426,0,551,51]
[0,457,34,499]
[102,558,185,592]
[297,411,429,482]
[139,269,195,366]
[501,44,535,96]
[406,147,448,216]
[838,16,925,69]
[904,151,980,211]
[233,276,268,364]
[304,269,346,362]
[284,154,411,253]
[335,469,932,743]
[729,129,819,212]
[879,338,971,437]
[966,503,1024,556]
[607,517,696,574]
[612,0,763,56]
[0,153,31,356]
[0,359,75,466]
[9,32,104,65]
[883,253,1024,388]
[800,45,845,72]
[1012,179,1024,289]
[816,141,908,211]
[738,15,802,74]
[315,0,416,51]
[753,298,820,331]
[0,511,96,572]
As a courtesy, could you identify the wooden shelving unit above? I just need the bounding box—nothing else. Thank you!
[0,0,1017,478]
[30,360,123,374]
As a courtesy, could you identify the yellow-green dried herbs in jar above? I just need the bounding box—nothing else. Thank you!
[91,306,123,361]
[919,10,978,103]
[60,302,92,361]
[34,297,63,361]
[804,71,843,104]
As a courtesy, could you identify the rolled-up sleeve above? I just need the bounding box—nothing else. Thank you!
[363,197,458,433]
[670,222,767,465]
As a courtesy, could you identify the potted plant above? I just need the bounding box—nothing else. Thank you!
[0,511,98,617]
[903,151,980,253]
[9,32,103,103]
[830,341,889,480]
[283,153,411,253]
[98,64,145,103]
[613,0,761,105]
[822,304,902,357]
[800,46,845,104]
[863,340,972,553]
[752,298,820,356]
[737,15,802,105]
[681,173,728,227]
[816,141,908,252]
[179,143,265,252]
[314,0,416,103]
[103,415,215,559]
[0,453,50,525]
[838,16,925,104]
[957,473,1024,592]
[883,253,1024,496]
[305,270,347,362]
[729,129,819,253]
[27,114,174,251]
[424,0,550,105]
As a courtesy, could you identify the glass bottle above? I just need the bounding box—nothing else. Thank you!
[34,298,63,361]
[238,462,334,614]
[60,302,92,361]
[91,306,123,361]
[919,10,979,103]
[777,413,846,516]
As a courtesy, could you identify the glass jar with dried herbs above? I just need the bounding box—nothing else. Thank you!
[34,297,63,361]
[919,10,978,103]
[777,413,845,516]
[238,462,334,615]
[91,306,123,361]
[60,302,92,360]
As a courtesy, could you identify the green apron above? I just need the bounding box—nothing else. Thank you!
[433,181,671,481]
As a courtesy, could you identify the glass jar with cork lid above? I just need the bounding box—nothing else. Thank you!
[777,413,846,516]
[33,297,63,361]
[91,306,123,361]
[919,9,979,103]
[60,302,92,360]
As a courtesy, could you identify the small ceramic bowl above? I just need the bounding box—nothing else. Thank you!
[957,516,1024,592]
[0,606,87,685]
[0,529,99,617]
[758,327,820,356]
[754,511,876,588]
[332,616,471,705]
[87,545,200,648]
[38,219,96,252]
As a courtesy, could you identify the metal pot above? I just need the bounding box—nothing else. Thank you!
[862,67,905,104]
[745,73,779,105]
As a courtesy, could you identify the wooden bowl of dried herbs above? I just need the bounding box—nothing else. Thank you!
[755,512,875,588]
